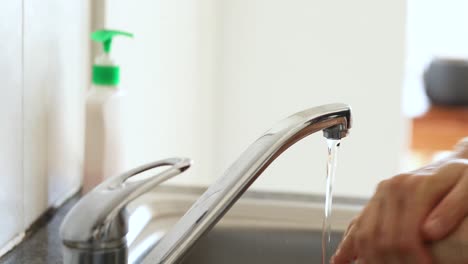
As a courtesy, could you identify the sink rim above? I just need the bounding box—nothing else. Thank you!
[126,185,364,263]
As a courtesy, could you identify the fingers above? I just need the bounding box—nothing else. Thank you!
[377,189,403,263]
[377,177,428,264]
[387,161,466,263]
[423,167,468,240]
[331,224,357,264]
[429,216,468,264]
[333,184,387,264]
[354,196,383,262]
[343,217,357,238]
[399,188,432,264]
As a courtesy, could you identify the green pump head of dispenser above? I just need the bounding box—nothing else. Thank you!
[91,29,133,86]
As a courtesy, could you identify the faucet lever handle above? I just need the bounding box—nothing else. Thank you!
[104,157,192,194]
[60,157,192,249]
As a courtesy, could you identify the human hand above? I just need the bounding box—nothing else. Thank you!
[331,139,468,264]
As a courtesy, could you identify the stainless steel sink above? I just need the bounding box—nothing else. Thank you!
[127,186,362,264]
[181,226,342,264]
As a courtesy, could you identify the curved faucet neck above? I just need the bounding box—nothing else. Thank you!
[143,103,352,263]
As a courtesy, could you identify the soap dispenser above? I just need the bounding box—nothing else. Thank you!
[83,29,133,193]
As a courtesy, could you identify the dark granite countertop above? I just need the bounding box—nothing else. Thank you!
[0,196,79,264]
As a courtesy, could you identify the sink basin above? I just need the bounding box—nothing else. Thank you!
[181,226,344,264]
[127,186,363,264]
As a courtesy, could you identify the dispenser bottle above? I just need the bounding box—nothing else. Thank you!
[83,29,133,193]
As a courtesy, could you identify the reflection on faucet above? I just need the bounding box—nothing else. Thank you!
[143,103,351,263]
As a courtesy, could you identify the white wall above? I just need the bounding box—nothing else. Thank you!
[215,0,408,197]
[0,1,23,251]
[102,0,407,198]
[99,0,217,186]
[0,0,89,251]
[23,0,89,226]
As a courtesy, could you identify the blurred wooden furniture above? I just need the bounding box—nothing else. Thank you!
[410,105,468,165]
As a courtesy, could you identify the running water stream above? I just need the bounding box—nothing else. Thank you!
[322,139,341,264]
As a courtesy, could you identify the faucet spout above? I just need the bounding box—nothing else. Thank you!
[143,103,352,263]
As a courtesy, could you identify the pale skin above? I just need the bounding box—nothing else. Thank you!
[331,138,468,264]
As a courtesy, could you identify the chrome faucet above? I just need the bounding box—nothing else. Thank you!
[60,158,192,264]
[60,103,351,264]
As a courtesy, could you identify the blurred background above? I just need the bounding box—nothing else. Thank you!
[1,0,467,254]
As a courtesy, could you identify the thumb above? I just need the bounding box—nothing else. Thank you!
[423,168,468,240]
